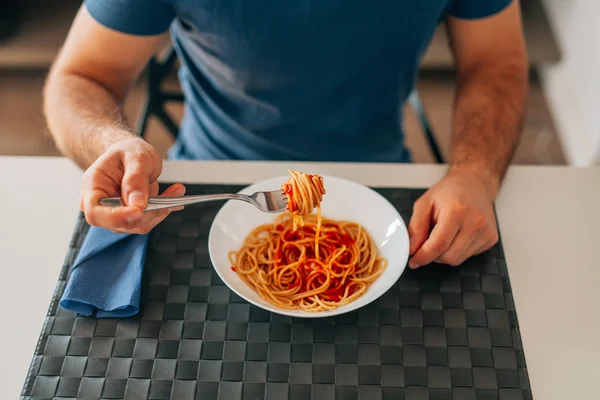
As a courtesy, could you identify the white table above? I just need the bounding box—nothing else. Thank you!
[1,156,599,399]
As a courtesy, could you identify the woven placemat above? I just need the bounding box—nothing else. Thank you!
[22,184,531,400]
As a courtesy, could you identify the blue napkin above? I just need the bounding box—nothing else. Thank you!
[60,226,150,318]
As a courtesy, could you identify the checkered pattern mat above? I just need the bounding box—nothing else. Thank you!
[22,185,532,400]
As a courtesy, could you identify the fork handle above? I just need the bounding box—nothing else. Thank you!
[99,193,248,212]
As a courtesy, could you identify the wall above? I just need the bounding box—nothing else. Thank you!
[540,0,600,166]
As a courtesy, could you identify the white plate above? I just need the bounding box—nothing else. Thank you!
[208,175,409,318]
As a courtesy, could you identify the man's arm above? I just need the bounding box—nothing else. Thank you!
[446,0,528,197]
[408,0,528,268]
[44,6,165,169]
[45,4,186,234]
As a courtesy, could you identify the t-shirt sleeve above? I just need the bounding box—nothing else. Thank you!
[84,0,176,36]
[448,0,512,20]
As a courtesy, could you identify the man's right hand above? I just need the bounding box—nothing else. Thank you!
[80,137,185,234]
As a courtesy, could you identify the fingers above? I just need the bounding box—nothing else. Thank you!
[83,179,185,233]
[107,183,186,234]
[406,170,500,269]
[408,211,499,269]
[408,208,461,269]
[408,198,433,256]
[160,182,186,197]
[83,186,146,229]
[439,210,499,266]
[129,183,186,233]
[121,151,157,209]
[436,214,499,266]
[434,229,476,267]
[470,229,499,256]
[80,140,173,233]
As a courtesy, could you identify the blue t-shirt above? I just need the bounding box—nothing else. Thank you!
[86,0,510,162]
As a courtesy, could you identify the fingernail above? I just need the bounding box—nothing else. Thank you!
[128,190,146,208]
[175,186,186,196]
[169,206,185,212]
[408,261,420,269]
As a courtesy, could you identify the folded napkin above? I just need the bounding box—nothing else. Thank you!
[60,226,150,318]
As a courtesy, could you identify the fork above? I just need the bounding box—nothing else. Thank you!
[99,190,288,213]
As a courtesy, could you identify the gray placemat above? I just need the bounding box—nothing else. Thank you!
[21,185,531,400]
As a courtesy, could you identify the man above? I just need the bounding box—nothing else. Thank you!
[44,1,527,269]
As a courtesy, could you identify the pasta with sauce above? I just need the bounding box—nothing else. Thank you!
[228,170,387,311]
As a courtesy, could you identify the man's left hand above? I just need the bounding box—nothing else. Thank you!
[407,168,499,268]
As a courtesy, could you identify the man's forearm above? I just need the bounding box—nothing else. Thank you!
[448,61,528,197]
[43,72,137,169]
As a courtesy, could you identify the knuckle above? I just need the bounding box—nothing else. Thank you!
[129,149,157,171]
[435,255,447,264]
[413,196,429,210]
[125,163,145,177]
[452,202,467,217]
[472,212,487,230]
[449,256,464,267]
[86,168,105,184]
[432,239,451,254]
[407,226,417,238]
[131,151,150,165]
[440,254,460,267]
[408,220,424,236]
[81,169,96,186]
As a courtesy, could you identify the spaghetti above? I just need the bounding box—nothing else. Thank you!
[281,170,326,230]
[228,172,387,312]
[228,213,387,311]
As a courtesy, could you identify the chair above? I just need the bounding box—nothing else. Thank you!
[407,90,445,163]
[136,47,445,164]
[134,47,183,140]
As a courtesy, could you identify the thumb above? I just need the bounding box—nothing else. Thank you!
[408,197,432,256]
[121,153,156,209]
